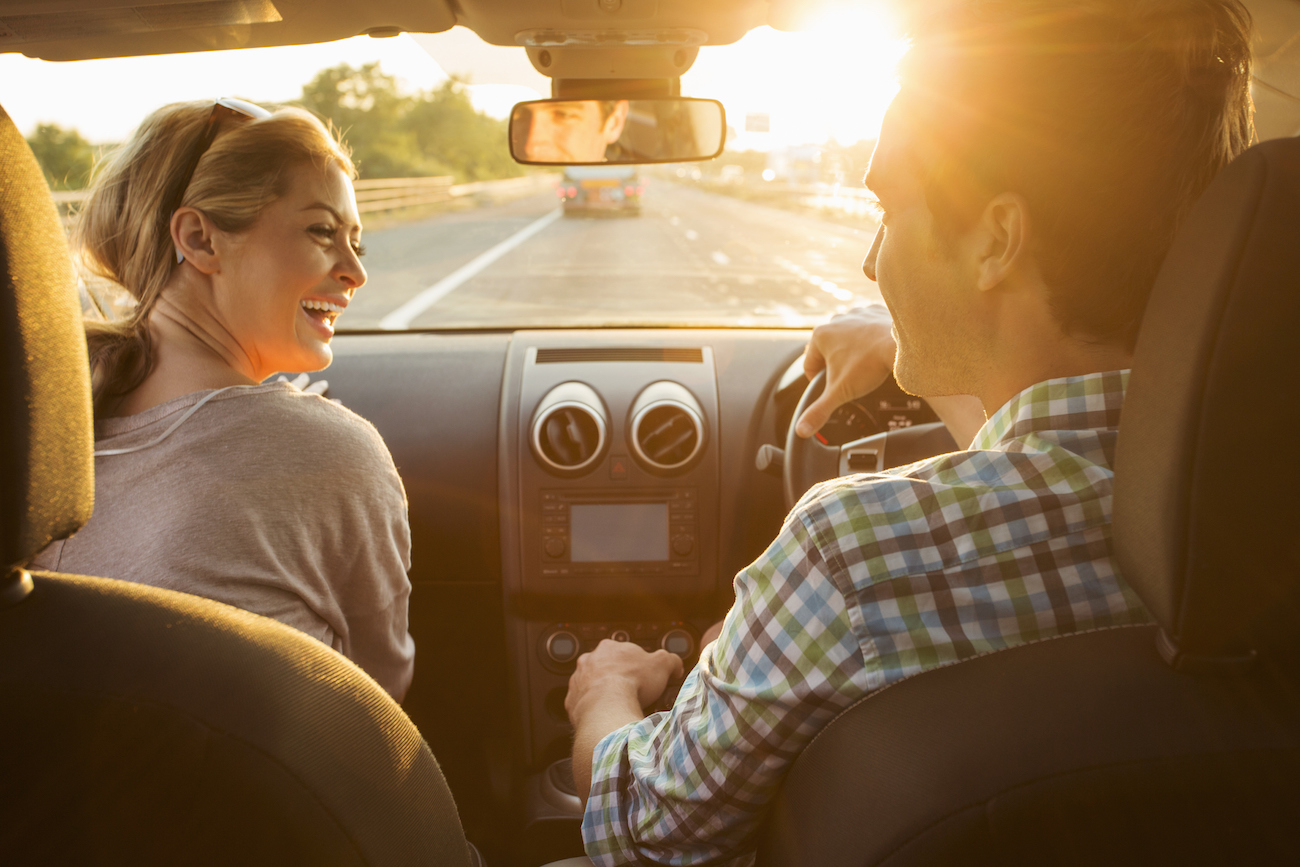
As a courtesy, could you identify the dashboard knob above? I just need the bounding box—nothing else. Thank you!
[545,630,580,664]
[544,537,566,558]
[672,535,695,556]
[609,629,631,642]
[661,628,694,659]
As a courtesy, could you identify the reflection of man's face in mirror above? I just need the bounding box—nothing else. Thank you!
[520,100,629,162]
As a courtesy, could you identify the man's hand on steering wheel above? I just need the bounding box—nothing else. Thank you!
[796,305,898,439]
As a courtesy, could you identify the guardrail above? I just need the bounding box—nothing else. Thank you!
[353,175,456,213]
[50,173,558,222]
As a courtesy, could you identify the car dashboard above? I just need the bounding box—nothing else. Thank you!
[318,325,943,853]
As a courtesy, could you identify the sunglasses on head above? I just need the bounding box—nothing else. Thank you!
[168,97,272,220]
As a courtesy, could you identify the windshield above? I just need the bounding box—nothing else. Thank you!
[7,7,905,331]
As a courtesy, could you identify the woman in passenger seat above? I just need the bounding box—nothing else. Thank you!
[30,99,415,702]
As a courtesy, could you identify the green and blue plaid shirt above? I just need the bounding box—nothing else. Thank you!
[582,369,1150,865]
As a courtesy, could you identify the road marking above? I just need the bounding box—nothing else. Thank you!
[379,208,562,330]
[710,250,731,266]
[773,255,854,302]
[684,229,699,241]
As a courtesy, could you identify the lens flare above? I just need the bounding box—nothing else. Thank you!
[683,1,908,150]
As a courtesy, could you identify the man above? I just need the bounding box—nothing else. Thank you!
[514,99,629,163]
[565,0,1256,864]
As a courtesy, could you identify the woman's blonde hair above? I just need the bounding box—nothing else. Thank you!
[76,101,355,417]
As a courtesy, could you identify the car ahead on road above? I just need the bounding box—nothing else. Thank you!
[559,166,644,216]
[3,2,1300,867]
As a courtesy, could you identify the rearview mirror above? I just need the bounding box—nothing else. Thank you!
[509,98,725,166]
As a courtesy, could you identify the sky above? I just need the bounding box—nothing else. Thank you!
[0,4,907,150]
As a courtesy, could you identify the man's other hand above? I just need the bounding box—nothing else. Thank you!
[796,305,898,438]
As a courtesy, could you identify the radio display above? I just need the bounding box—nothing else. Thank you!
[569,503,668,562]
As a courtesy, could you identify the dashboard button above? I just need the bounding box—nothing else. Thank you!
[672,535,695,556]
[546,631,580,664]
[610,629,631,642]
[544,538,567,558]
[661,628,694,658]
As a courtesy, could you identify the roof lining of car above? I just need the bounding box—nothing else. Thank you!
[0,0,775,68]
[4,0,1300,135]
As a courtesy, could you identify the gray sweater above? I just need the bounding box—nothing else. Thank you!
[32,381,415,701]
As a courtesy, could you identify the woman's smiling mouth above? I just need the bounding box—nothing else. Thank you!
[300,298,345,334]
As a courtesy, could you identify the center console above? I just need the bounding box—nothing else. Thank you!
[498,334,723,782]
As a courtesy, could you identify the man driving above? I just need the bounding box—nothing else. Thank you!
[514,99,630,163]
[564,0,1255,864]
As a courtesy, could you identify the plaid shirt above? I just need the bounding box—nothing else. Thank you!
[582,369,1149,865]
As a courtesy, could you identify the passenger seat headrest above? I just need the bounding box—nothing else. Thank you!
[0,105,95,578]
[1114,137,1300,666]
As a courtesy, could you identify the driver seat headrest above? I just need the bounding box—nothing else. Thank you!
[1114,136,1300,667]
[0,104,95,580]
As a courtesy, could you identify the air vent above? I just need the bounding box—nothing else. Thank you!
[536,347,704,364]
[628,382,707,475]
[530,383,609,476]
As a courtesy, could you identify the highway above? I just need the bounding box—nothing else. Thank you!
[344,179,883,331]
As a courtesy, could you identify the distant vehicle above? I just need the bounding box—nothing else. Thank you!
[559,165,643,215]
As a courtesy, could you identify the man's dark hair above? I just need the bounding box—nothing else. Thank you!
[897,0,1254,347]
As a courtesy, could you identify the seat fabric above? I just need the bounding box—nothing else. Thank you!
[757,626,1300,866]
[757,138,1300,866]
[0,104,93,574]
[1,572,473,864]
[1113,137,1300,661]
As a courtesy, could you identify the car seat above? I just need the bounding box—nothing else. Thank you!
[0,104,477,865]
[757,137,1300,865]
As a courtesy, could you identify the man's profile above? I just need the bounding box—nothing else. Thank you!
[514,99,630,163]
[562,0,1256,864]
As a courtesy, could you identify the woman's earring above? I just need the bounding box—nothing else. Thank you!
[176,247,185,264]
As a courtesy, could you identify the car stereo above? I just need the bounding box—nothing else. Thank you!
[537,488,698,577]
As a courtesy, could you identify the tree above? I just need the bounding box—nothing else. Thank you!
[26,123,96,190]
[407,79,522,183]
[297,63,522,182]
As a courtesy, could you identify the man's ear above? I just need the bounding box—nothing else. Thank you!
[603,100,630,144]
[170,207,221,275]
[975,193,1030,293]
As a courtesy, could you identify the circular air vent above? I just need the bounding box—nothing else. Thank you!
[530,383,609,476]
[629,383,707,475]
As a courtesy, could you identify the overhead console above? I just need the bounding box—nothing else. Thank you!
[498,333,722,772]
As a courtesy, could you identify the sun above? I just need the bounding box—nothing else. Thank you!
[683,2,908,150]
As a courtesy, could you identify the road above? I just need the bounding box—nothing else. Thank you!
[345,179,883,331]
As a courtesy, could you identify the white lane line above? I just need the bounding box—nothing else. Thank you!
[710,250,731,266]
[379,208,562,330]
[684,229,699,241]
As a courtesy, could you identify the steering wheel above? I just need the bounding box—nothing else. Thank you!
[782,371,960,510]
[783,372,842,509]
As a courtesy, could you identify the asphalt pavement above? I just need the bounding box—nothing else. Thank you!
[343,179,884,331]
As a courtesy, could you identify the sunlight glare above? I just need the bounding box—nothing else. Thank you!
[683,2,907,150]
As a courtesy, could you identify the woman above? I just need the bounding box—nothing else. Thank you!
[32,99,415,702]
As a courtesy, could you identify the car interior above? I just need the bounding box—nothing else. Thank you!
[2,1,1300,865]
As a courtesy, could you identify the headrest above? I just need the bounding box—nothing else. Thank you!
[1114,137,1300,665]
[0,105,95,576]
